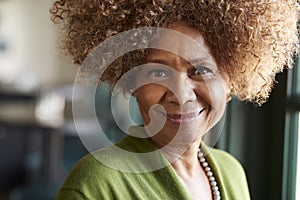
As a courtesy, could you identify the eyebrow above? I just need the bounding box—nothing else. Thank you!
[146,57,215,67]
[189,57,214,65]
[145,59,169,66]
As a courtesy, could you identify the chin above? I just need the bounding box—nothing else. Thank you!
[165,122,204,144]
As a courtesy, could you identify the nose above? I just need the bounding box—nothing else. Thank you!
[165,73,197,105]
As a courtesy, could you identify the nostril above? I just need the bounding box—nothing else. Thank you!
[164,90,180,105]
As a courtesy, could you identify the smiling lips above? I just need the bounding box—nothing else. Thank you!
[162,108,205,125]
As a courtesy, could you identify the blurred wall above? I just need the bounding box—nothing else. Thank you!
[0,0,77,89]
[0,1,79,199]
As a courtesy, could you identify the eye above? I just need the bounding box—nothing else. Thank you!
[194,66,213,75]
[190,65,216,81]
[148,69,169,78]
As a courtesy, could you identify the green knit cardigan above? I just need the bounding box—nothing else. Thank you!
[56,127,250,200]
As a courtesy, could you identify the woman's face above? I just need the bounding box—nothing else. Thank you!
[134,22,230,146]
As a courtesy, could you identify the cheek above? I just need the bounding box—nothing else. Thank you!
[135,85,165,123]
[207,79,228,124]
[210,82,227,108]
[193,81,227,134]
[194,79,228,107]
[194,79,228,126]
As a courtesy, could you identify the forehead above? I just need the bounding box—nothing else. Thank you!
[148,22,215,63]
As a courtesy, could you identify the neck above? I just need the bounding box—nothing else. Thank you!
[146,127,203,175]
[169,141,201,178]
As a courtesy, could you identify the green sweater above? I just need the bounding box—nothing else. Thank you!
[56,128,250,200]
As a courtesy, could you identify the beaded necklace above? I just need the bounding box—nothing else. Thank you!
[197,149,221,200]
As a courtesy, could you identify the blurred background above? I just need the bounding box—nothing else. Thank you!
[0,0,86,199]
[0,0,299,200]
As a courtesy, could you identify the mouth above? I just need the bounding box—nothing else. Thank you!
[162,108,206,125]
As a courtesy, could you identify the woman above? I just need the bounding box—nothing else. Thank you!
[50,1,299,199]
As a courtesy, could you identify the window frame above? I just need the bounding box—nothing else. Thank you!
[282,58,300,200]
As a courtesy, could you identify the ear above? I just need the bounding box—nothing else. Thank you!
[226,93,232,103]
[221,72,232,103]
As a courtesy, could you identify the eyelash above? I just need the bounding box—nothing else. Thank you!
[193,66,214,75]
[144,65,216,81]
[148,69,169,77]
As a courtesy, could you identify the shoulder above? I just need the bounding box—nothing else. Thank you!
[60,151,119,185]
[201,143,245,175]
[55,152,115,200]
[56,136,139,200]
[206,148,251,200]
[56,134,167,200]
[56,135,160,199]
[57,138,148,200]
[209,148,244,172]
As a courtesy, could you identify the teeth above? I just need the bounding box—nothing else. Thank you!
[164,108,206,125]
[158,107,206,124]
